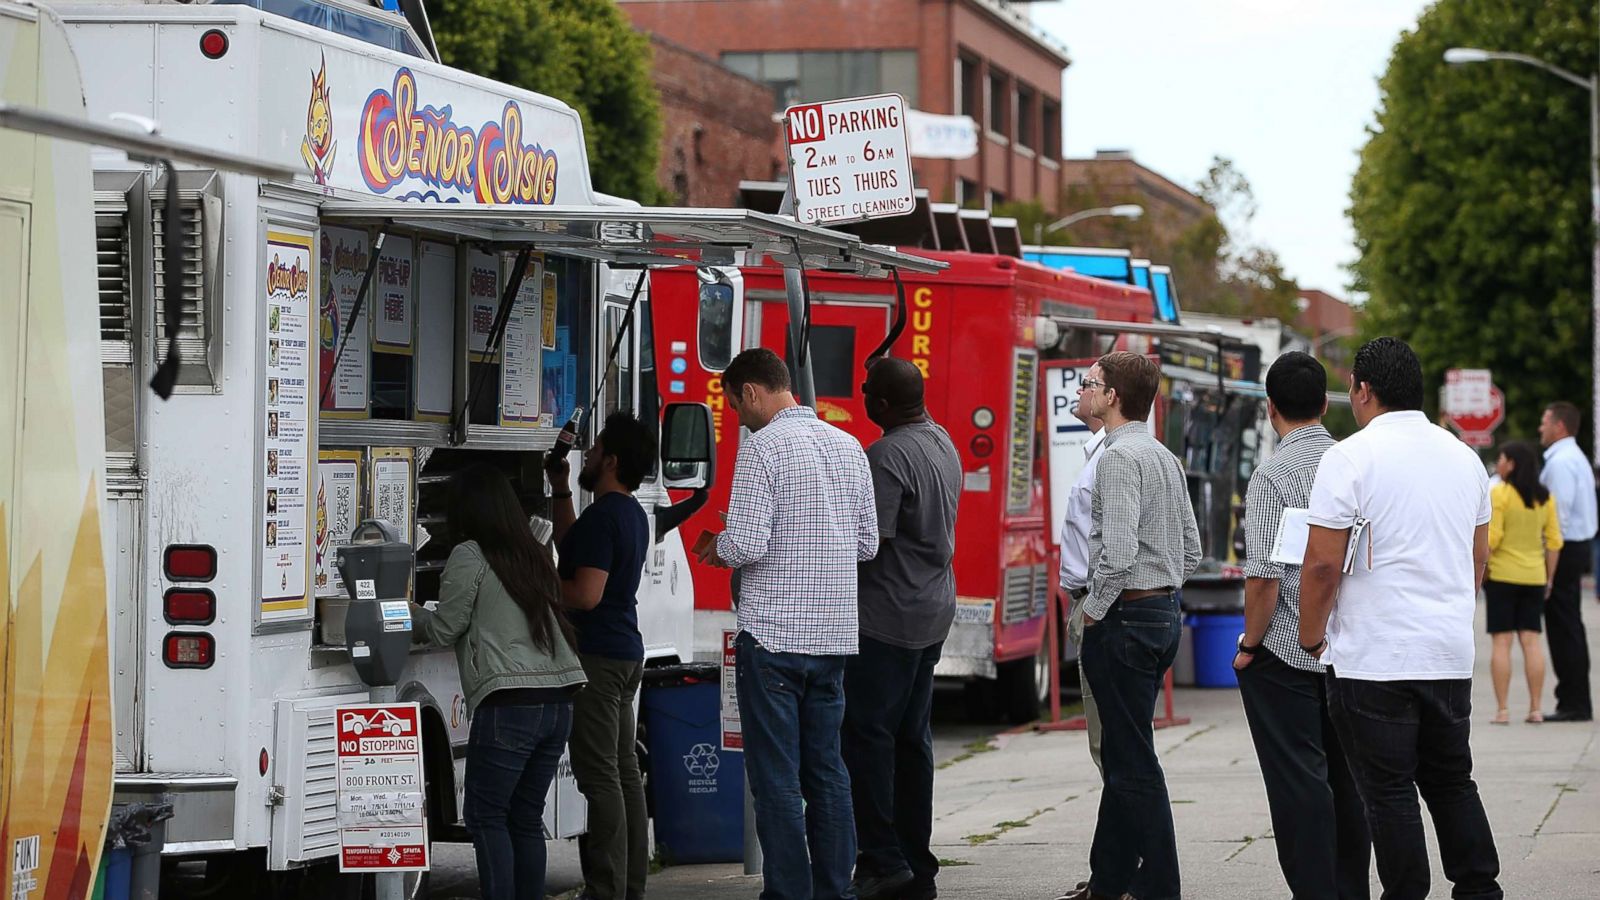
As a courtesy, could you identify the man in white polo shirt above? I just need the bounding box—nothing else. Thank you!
[1298,338,1501,900]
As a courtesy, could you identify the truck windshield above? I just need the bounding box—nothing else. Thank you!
[222,0,427,58]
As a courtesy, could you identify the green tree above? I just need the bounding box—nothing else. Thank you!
[1349,0,1595,446]
[429,0,665,202]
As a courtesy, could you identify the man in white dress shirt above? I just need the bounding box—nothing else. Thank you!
[1057,377,1108,777]
[1538,400,1598,721]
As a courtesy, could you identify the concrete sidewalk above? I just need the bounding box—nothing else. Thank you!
[639,606,1600,898]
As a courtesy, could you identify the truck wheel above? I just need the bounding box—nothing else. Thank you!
[998,641,1050,725]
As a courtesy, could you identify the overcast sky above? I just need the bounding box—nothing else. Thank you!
[1028,0,1436,299]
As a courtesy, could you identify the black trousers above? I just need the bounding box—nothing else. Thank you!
[1237,650,1371,900]
[841,635,943,892]
[1545,539,1593,716]
[1325,672,1501,900]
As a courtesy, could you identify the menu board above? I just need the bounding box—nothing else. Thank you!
[416,241,455,421]
[370,448,414,543]
[466,249,499,360]
[541,270,559,350]
[319,226,370,415]
[499,258,543,428]
[261,228,315,622]
[315,450,362,599]
[374,236,415,352]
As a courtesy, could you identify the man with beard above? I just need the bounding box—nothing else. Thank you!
[548,412,656,900]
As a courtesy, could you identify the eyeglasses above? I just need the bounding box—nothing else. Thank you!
[1080,378,1107,392]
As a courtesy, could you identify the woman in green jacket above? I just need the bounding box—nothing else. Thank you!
[415,464,586,900]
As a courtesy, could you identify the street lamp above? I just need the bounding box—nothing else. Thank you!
[1308,326,1360,358]
[1032,203,1144,245]
[1444,45,1600,462]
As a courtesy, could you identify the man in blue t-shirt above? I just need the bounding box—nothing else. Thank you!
[549,412,654,900]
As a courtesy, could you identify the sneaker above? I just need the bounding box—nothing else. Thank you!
[851,869,915,900]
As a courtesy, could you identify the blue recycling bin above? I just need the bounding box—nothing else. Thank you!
[100,847,133,900]
[641,665,745,865]
[1187,612,1246,688]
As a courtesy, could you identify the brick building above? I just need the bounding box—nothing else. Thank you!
[1054,149,1212,251]
[649,35,783,207]
[620,0,1071,211]
[1295,288,1360,378]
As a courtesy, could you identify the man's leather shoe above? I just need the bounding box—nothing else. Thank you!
[1054,883,1128,900]
[852,869,914,900]
[1544,709,1594,722]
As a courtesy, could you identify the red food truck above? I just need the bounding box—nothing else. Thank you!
[648,200,1157,722]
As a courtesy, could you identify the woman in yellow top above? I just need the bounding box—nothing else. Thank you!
[1485,441,1563,724]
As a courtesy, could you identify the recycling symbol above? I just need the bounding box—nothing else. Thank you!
[683,742,720,778]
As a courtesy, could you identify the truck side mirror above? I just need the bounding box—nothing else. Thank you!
[661,402,715,491]
[655,403,716,541]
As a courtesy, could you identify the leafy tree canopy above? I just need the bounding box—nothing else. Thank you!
[1350,0,1595,445]
[429,0,665,202]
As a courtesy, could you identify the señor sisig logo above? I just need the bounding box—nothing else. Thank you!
[301,55,337,185]
[358,68,560,205]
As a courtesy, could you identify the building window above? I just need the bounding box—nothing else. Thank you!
[724,50,918,111]
[958,55,980,119]
[989,189,1006,210]
[958,178,978,206]
[1042,100,1061,160]
[1016,83,1036,150]
[987,69,1009,136]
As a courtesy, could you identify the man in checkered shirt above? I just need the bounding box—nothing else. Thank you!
[1060,351,1198,900]
[694,347,877,900]
[1233,351,1370,900]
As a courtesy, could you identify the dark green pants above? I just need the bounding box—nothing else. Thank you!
[571,654,647,900]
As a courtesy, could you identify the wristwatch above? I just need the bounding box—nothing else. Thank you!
[1236,633,1262,655]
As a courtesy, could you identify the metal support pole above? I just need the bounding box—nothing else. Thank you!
[742,778,762,876]
[1590,72,1600,464]
[369,683,405,900]
[776,186,818,408]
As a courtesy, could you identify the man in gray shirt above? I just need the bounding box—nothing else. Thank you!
[1060,351,1200,900]
[842,357,961,900]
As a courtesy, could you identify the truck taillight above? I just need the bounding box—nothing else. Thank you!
[162,632,215,669]
[165,545,217,582]
[200,29,229,60]
[163,588,216,625]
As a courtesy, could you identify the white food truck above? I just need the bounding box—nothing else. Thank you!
[31,0,937,893]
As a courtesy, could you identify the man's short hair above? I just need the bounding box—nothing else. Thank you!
[1098,351,1160,421]
[722,348,790,397]
[1265,351,1327,421]
[864,356,925,414]
[1351,337,1424,411]
[1547,401,1582,437]
[597,412,658,491]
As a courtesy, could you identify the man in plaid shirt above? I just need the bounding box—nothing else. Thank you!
[1233,352,1370,900]
[694,348,877,900]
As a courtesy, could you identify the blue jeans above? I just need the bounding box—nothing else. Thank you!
[1326,672,1501,900]
[464,701,573,900]
[1080,593,1183,900]
[842,637,942,892]
[735,631,856,900]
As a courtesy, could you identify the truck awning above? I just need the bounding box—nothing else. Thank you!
[1049,315,1250,347]
[318,200,947,276]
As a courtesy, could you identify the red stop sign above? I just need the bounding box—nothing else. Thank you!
[1446,386,1505,447]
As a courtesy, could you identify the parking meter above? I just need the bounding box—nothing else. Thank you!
[336,519,414,687]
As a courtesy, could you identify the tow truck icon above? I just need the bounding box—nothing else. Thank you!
[341,709,412,737]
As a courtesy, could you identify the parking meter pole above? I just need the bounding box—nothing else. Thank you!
[743,778,762,875]
[336,519,419,900]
